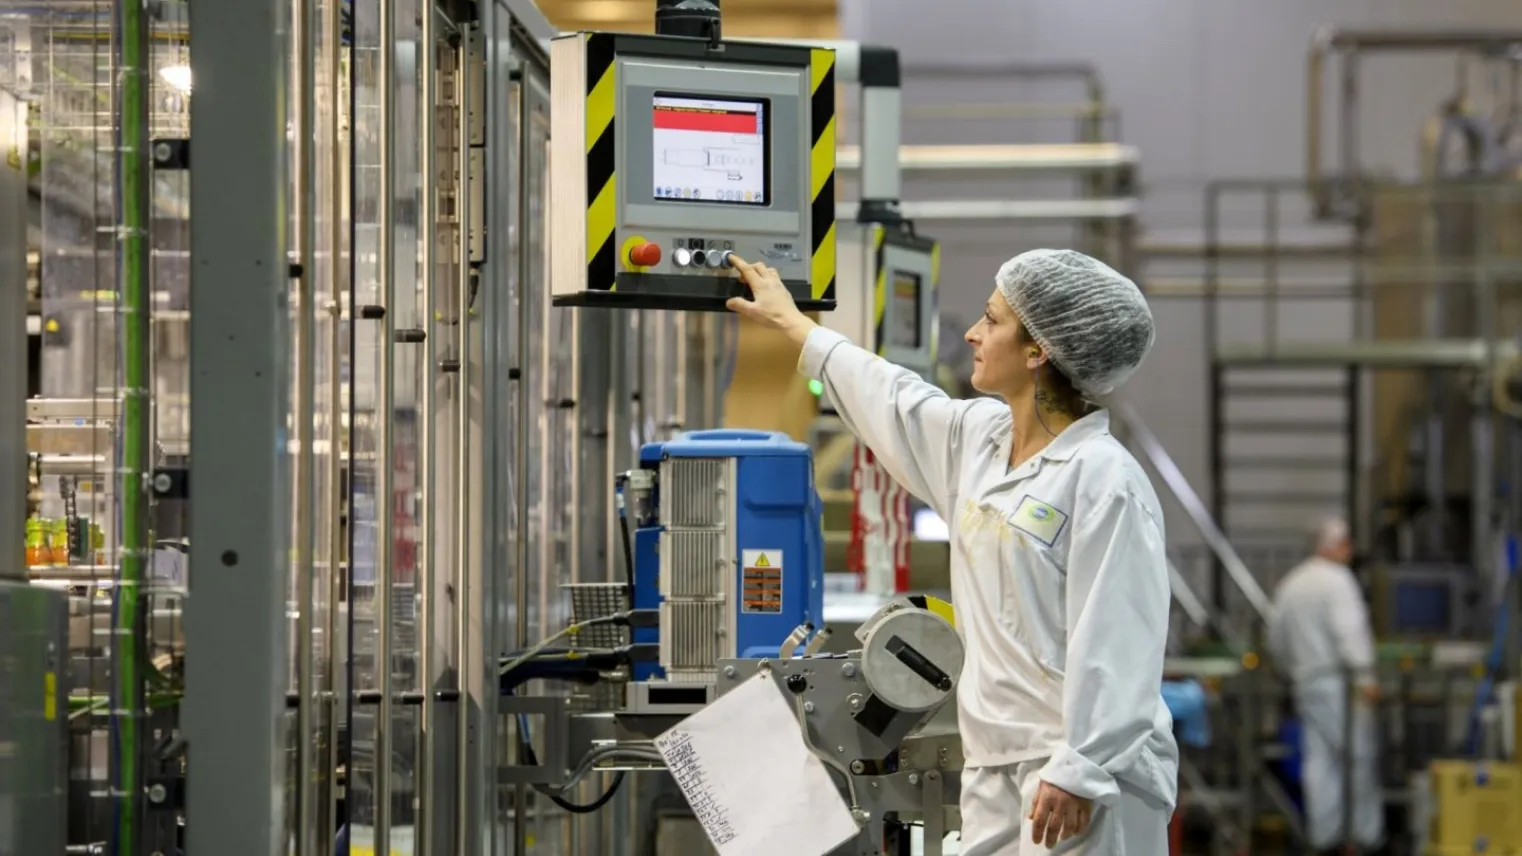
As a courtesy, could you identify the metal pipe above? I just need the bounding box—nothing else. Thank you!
[293,0,319,847]
[837,198,1138,222]
[111,0,152,847]
[374,0,398,846]
[0,90,20,585]
[1215,339,1520,369]
[835,143,1140,172]
[1306,27,1522,215]
[417,9,438,854]
[512,55,535,856]
[1339,50,1359,213]
[901,59,1103,99]
[673,313,689,434]
[570,308,583,585]
[320,0,345,846]
[455,24,475,854]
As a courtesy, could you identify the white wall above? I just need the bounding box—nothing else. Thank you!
[841,0,1522,556]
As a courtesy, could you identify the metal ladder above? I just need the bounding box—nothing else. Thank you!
[1210,361,1358,547]
[1201,179,1363,575]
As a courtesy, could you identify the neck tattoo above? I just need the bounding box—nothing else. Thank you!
[1033,387,1066,415]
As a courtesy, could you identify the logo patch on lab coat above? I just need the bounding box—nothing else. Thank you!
[1010,496,1068,547]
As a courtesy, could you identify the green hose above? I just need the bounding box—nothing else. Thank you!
[111,0,152,851]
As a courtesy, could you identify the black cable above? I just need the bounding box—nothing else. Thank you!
[544,771,627,814]
[615,475,636,602]
[514,710,628,813]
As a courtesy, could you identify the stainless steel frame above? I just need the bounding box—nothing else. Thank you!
[184,0,292,851]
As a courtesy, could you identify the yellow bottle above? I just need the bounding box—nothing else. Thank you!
[47,518,69,566]
[25,516,44,566]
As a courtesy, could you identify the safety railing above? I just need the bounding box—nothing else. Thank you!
[1112,402,1273,643]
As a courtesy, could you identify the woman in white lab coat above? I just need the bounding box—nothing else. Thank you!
[727,249,1179,855]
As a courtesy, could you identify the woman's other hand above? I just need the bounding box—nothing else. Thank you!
[1028,780,1094,847]
[726,254,816,346]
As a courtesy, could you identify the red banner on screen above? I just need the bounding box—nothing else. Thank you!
[654,107,758,134]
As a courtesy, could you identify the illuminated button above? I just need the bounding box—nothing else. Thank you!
[628,242,662,267]
[672,247,693,268]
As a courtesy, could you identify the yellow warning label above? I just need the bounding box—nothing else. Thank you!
[43,672,56,721]
[741,549,783,614]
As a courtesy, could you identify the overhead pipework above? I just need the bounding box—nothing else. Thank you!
[1305,27,1522,219]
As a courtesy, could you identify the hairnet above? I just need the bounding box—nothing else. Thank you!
[995,249,1155,396]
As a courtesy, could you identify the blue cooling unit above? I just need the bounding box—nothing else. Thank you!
[628,430,825,682]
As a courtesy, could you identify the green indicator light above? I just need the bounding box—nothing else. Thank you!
[808,379,824,397]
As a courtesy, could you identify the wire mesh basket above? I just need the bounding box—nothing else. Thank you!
[561,582,631,712]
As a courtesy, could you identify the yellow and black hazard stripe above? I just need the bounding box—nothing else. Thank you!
[871,225,888,354]
[809,48,837,303]
[907,594,957,628]
[585,33,618,292]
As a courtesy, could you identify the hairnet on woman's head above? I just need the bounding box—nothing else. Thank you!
[995,248,1155,396]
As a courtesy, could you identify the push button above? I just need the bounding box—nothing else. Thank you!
[672,247,693,268]
[628,242,662,267]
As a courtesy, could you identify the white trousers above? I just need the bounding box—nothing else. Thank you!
[959,760,1169,856]
[1296,678,1384,850]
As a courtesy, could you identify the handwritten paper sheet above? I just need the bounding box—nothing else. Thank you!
[653,673,861,856]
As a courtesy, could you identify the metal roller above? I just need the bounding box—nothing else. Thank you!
[857,607,964,714]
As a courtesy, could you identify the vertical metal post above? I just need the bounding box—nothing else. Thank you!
[0,90,24,577]
[320,0,346,846]
[513,56,535,856]
[569,306,583,586]
[1339,49,1360,201]
[113,0,153,846]
[293,0,320,848]
[375,0,399,846]
[673,314,689,434]
[185,0,292,848]
[1236,671,1257,855]
[456,24,476,854]
[296,0,324,846]
[1263,186,1279,353]
[1204,182,1226,618]
[417,6,439,853]
[1472,207,1496,582]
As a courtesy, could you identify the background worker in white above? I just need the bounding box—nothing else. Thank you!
[726,248,1178,854]
[1267,519,1386,855]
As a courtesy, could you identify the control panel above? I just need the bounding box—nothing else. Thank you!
[548,32,837,313]
[826,222,939,384]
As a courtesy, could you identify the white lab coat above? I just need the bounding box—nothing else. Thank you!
[801,328,1178,854]
[1267,557,1385,850]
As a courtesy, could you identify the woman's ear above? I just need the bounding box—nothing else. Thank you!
[1026,346,1046,371]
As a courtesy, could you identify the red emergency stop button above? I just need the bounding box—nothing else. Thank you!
[628,242,662,267]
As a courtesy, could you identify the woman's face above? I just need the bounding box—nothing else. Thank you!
[964,288,1040,397]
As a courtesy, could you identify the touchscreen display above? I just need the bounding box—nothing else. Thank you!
[652,94,768,206]
[889,270,922,349]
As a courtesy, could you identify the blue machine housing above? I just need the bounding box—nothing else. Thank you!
[629,429,825,681]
